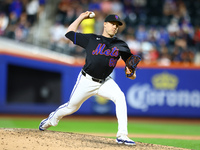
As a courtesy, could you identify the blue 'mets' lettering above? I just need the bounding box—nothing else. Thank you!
[111,47,119,57]
[92,44,105,55]
[92,44,119,57]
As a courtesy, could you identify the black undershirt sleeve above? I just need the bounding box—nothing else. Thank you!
[120,51,132,63]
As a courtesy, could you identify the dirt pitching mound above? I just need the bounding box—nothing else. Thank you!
[0,128,189,150]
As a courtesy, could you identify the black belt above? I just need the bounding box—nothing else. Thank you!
[81,70,105,83]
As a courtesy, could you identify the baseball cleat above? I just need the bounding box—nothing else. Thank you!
[39,112,54,131]
[116,135,136,146]
[39,118,52,131]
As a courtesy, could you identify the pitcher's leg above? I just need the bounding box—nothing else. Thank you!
[46,72,98,127]
[97,78,128,136]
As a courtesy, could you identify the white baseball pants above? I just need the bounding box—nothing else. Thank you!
[48,71,128,137]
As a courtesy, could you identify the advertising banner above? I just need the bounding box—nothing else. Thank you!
[1,53,200,117]
[122,68,200,117]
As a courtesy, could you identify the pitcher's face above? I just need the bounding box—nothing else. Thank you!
[103,21,119,38]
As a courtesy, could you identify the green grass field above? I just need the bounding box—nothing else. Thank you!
[0,116,200,150]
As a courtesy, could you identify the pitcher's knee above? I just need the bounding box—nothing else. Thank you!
[66,103,81,114]
[113,91,125,103]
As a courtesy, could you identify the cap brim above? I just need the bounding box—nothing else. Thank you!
[116,21,123,26]
[106,20,123,26]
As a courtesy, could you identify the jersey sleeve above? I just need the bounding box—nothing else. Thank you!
[65,31,90,48]
[117,40,132,62]
[120,51,132,62]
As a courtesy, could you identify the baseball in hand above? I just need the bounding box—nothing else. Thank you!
[89,12,95,18]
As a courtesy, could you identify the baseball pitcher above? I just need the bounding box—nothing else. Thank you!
[39,11,141,146]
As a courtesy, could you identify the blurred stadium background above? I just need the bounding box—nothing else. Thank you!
[0,0,200,118]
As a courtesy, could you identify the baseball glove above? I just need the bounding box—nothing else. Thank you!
[125,55,141,77]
